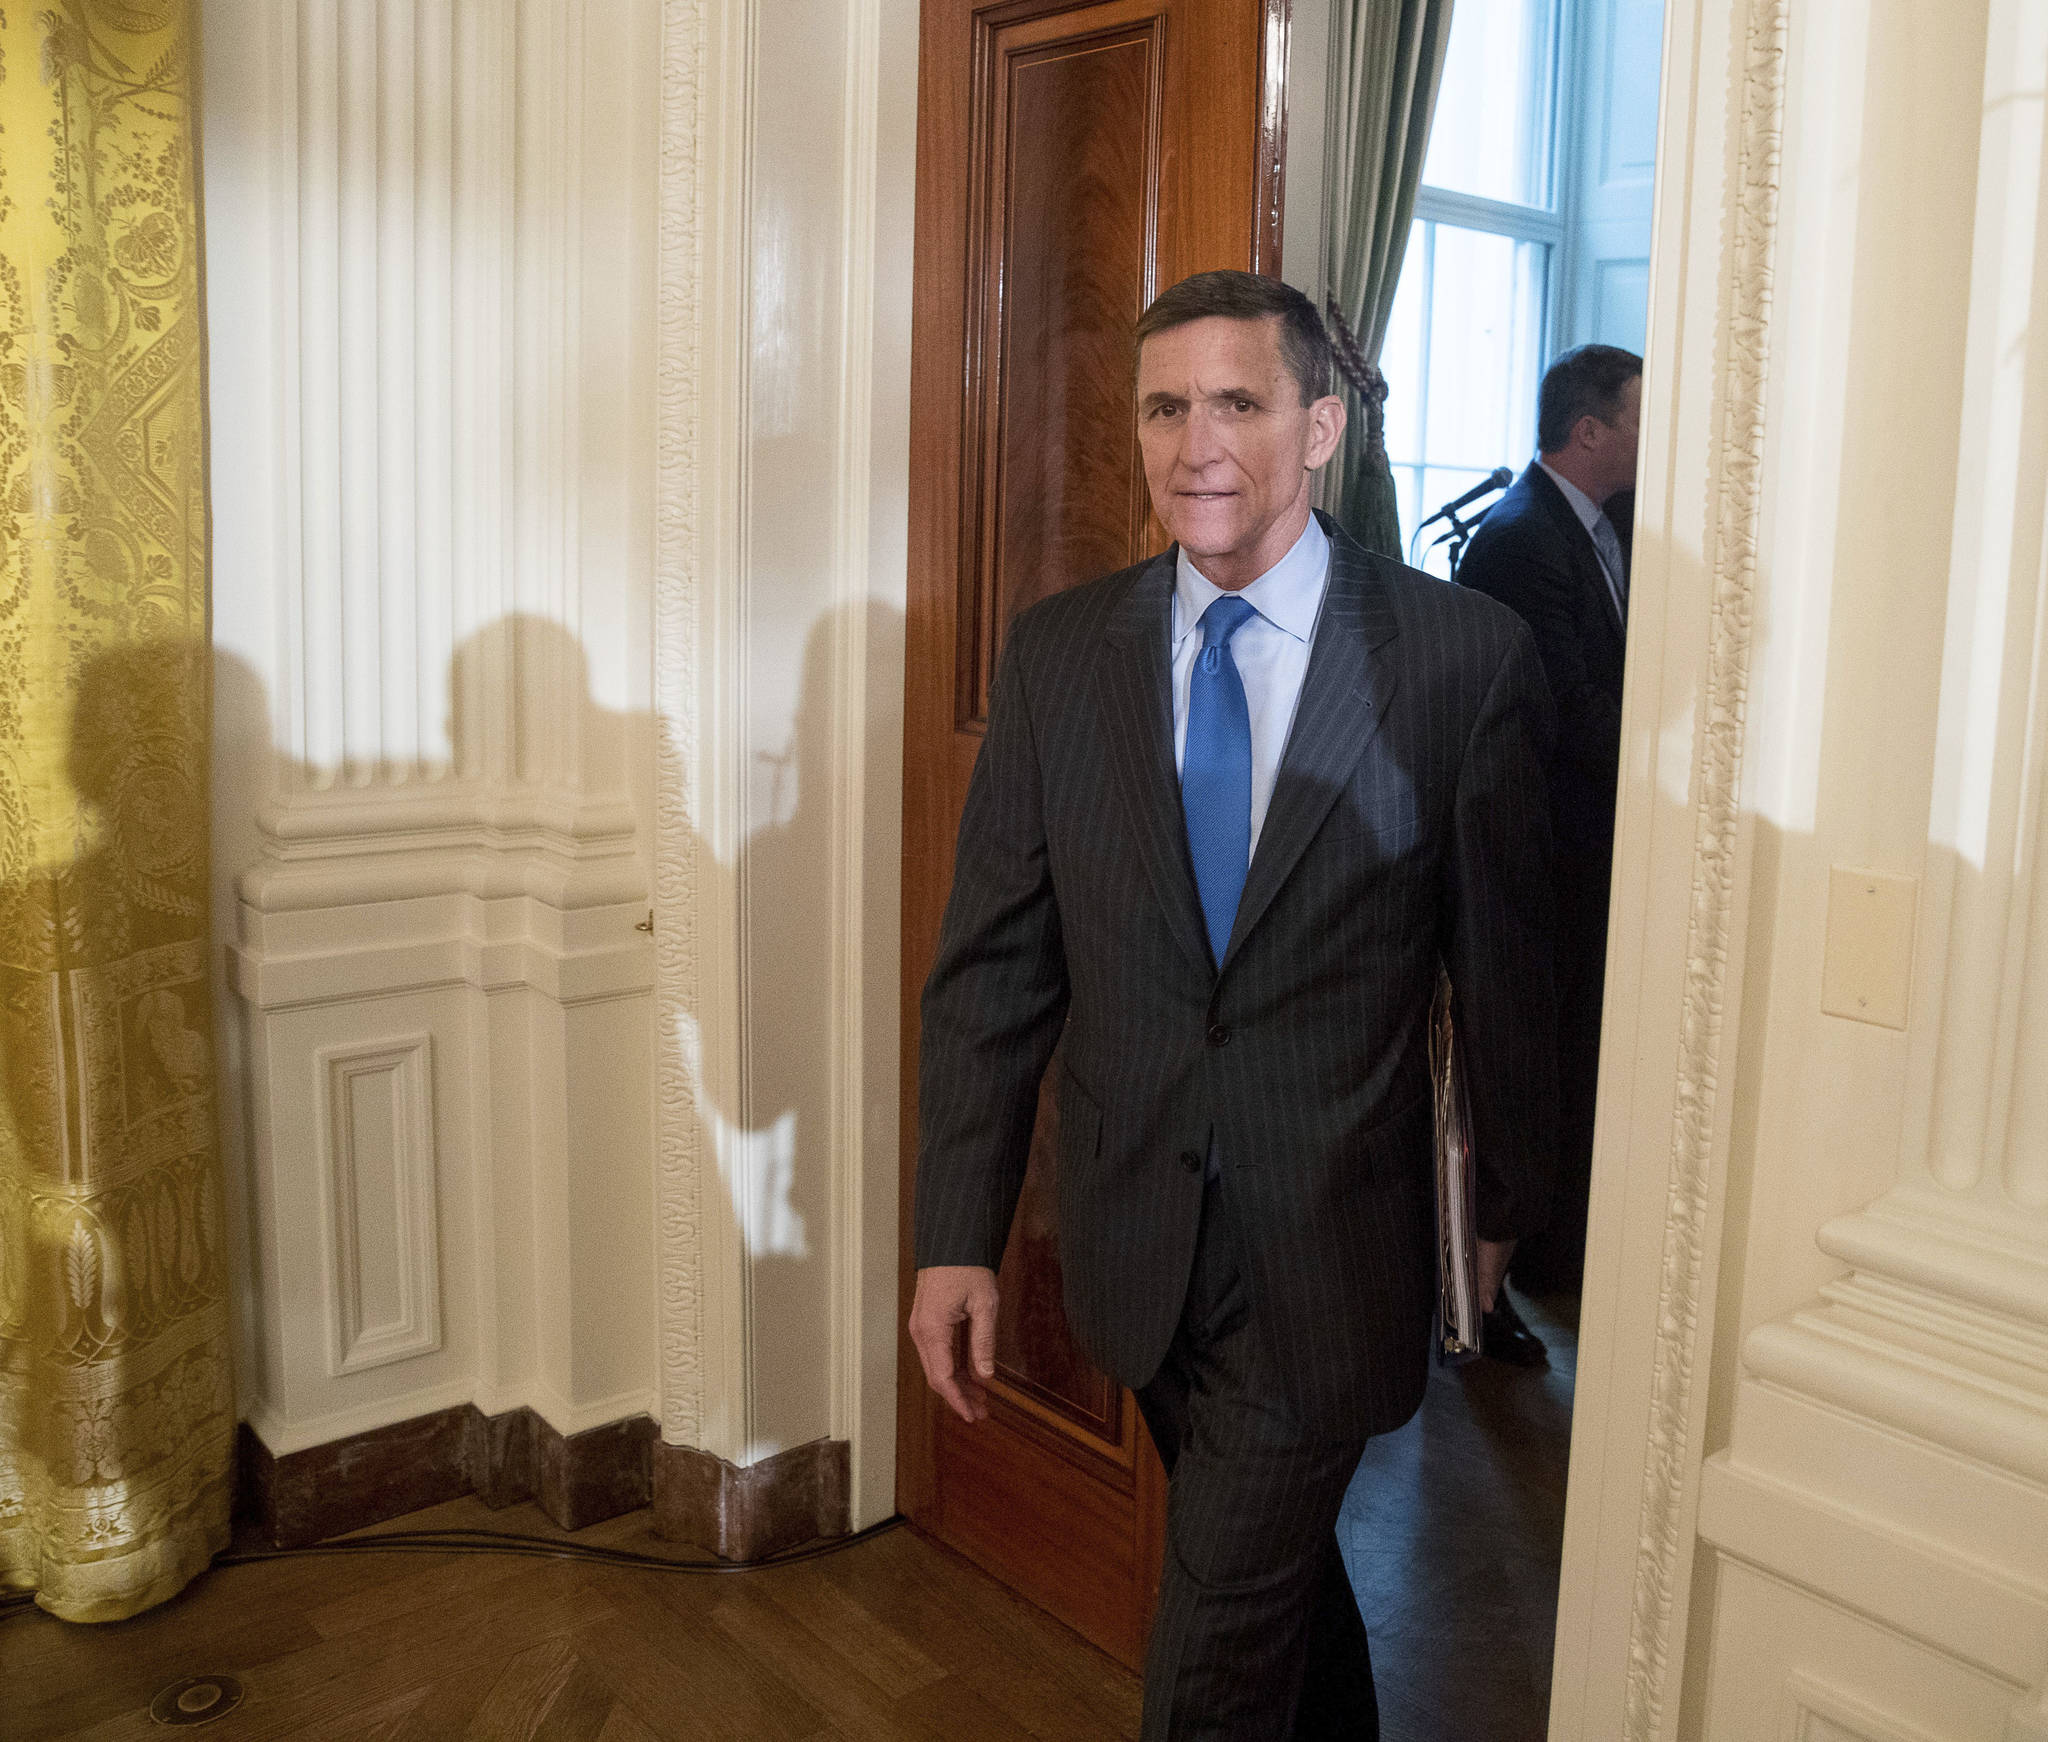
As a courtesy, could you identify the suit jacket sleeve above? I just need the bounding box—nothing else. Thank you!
[913,621,1071,1272]
[1467,530,1621,797]
[1444,622,1559,1242]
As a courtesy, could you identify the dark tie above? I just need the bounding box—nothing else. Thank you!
[1593,516,1628,625]
[1182,595,1258,966]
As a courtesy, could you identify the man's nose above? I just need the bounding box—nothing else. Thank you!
[1178,406,1223,469]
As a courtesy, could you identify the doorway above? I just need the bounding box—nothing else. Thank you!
[894,0,1668,1721]
[893,0,1286,1669]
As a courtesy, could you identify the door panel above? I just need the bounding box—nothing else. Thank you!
[899,0,1283,1670]
[1558,0,1666,351]
[963,3,1161,729]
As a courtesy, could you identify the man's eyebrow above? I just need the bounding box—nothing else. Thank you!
[1137,385,1268,411]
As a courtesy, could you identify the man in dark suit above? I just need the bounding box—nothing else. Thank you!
[1456,345,1641,1319]
[909,272,1557,1739]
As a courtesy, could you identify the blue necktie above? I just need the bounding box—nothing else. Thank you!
[1182,595,1257,966]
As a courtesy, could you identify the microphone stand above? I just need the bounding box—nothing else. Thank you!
[1409,502,1491,576]
[1409,471,1510,577]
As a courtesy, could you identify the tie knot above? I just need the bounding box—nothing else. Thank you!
[1199,594,1257,649]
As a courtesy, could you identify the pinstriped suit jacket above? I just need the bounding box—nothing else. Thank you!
[915,514,1558,1440]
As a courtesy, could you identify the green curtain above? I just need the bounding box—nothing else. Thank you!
[0,0,233,1622]
[1321,0,1456,560]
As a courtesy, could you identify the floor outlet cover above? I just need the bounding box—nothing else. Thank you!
[149,1675,245,1726]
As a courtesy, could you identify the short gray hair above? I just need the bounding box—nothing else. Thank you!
[1133,271,1333,405]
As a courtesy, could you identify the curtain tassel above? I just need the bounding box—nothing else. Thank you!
[1324,299,1389,469]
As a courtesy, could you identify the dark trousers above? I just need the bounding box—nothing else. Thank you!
[1135,1179,1377,1741]
[1512,845,1611,1294]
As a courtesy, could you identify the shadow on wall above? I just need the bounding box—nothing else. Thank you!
[207,598,905,1467]
[679,598,906,1461]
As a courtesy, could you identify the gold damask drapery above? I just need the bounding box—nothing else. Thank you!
[0,0,232,1622]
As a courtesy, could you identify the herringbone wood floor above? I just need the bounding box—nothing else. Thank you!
[1,1504,1144,1742]
[2,1292,1573,1741]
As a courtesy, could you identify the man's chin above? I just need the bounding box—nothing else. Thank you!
[1164,511,1252,560]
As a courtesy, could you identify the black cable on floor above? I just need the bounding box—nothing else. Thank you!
[0,1514,908,1620]
[219,1514,907,1573]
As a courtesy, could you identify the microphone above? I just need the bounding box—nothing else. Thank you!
[1418,467,1514,530]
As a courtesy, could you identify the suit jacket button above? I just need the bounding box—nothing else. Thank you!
[1180,1150,1202,1174]
[1207,1023,1230,1047]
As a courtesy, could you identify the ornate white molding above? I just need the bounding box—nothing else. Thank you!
[1747,1191,2048,1488]
[239,786,642,913]
[317,1035,443,1376]
[1625,0,1790,1733]
[653,0,715,1451]
[650,0,903,1487]
[826,0,887,1489]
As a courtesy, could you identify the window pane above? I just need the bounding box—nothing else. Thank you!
[1382,223,1547,560]
[1378,223,1427,463]
[1422,0,1557,208]
[1391,465,1426,561]
[1422,227,1517,469]
[1423,227,1544,471]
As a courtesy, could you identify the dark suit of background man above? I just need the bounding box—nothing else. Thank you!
[1456,344,1642,1313]
[908,271,1559,1740]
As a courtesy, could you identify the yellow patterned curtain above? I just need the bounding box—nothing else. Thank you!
[0,0,232,1622]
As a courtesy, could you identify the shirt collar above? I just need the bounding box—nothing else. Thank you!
[1536,458,1609,538]
[1172,514,1330,646]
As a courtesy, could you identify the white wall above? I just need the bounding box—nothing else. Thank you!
[206,0,662,1453]
[1687,0,2048,1731]
[205,0,912,1516]
[647,0,913,1521]
[1552,0,2048,1734]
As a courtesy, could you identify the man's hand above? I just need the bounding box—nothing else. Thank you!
[1477,1238,1516,1314]
[909,1266,1000,1423]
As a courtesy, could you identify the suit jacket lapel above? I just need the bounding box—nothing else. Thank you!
[1221,525,1397,970]
[1526,464,1625,641]
[1098,552,1215,977]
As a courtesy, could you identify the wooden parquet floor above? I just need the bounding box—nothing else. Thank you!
[2,1290,1573,1742]
[0,1504,1144,1742]
[1341,1286,1578,1742]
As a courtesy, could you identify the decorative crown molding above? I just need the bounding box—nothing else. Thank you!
[1624,1,1790,1733]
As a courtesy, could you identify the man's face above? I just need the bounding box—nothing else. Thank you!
[1591,374,1642,498]
[1135,315,1345,589]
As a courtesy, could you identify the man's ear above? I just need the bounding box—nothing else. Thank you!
[1306,394,1347,470]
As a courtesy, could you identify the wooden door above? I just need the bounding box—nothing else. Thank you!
[898,0,1286,1669]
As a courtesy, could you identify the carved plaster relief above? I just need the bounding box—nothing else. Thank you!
[1623,1,1789,1733]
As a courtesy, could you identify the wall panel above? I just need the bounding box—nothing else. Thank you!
[206,0,661,1462]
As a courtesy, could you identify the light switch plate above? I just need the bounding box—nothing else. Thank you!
[1820,868,1918,1030]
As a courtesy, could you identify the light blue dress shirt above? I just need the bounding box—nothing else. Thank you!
[1171,514,1331,858]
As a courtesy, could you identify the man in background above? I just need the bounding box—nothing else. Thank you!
[1457,343,1642,1353]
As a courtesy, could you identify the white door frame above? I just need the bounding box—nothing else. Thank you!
[644,0,1781,1723]
[1550,0,1788,1735]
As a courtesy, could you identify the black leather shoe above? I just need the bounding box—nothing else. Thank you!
[1482,1292,1549,1367]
